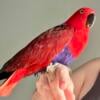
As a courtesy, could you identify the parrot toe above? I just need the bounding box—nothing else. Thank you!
[46,63,60,73]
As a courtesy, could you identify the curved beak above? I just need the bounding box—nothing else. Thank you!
[86,13,96,28]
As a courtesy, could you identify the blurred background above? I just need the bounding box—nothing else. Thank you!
[0,0,100,100]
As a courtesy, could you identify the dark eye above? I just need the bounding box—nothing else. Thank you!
[80,9,84,14]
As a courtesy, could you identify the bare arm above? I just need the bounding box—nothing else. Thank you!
[32,58,100,100]
[71,58,100,100]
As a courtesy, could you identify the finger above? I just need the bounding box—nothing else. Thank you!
[57,66,70,89]
[47,70,56,82]
[64,88,75,100]
[36,73,49,92]
[46,67,60,89]
[46,64,71,89]
[35,73,55,100]
[46,63,66,85]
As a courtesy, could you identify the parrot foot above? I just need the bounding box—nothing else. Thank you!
[46,62,60,73]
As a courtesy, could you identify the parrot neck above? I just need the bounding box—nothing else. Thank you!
[65,14,87,29]
[65,20,85,29]
[68,26,89,57]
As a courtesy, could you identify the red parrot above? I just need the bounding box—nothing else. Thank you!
[0,7,95,96]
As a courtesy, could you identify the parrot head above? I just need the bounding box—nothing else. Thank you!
[66,7,96,30]
[65,7,96,57]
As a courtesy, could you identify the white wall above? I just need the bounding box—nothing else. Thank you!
[0,0,100,100]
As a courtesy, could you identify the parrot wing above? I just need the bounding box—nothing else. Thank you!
[1,24,73,74]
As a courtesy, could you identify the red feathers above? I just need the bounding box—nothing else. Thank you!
[0,7,95,96]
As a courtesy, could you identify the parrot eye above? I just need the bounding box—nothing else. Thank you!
[79,9,84,14]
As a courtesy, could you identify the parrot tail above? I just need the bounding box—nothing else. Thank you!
[0,71,13,80]
[0,68,26,96]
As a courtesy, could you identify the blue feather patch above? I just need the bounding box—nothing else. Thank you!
[52,47,74,65]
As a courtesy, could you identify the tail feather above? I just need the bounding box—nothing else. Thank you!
[0,68,26,96]
[0,71,12,80]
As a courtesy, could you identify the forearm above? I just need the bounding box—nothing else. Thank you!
[71,57,100,99]
[32,58,100,100]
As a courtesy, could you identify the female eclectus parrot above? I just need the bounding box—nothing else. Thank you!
[0,7,95,96]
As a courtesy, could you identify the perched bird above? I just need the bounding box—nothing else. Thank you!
[0,7,95,96]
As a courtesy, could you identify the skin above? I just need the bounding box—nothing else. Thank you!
[32,58,100,100]
[32,64,75,100]
[71,58,100,99]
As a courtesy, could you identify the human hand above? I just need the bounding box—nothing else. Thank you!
[32,64,75,100]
